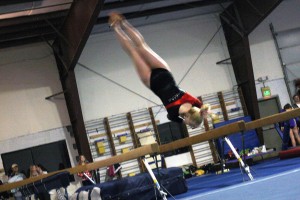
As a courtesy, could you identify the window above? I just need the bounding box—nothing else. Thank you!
[157,122,189,157]
[1,140,72,178]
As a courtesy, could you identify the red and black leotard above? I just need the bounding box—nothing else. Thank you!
[150,68,202,123]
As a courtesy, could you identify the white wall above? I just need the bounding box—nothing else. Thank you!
[0,43,70,141]
[249,0,300,106]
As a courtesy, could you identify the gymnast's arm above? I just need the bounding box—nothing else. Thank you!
[167,114,183,123]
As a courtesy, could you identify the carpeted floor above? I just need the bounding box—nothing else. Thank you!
[168,156,300,200]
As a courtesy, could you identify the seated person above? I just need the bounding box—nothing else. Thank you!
[77,155,94,186]
[29,164,51,200]
[8,163,26,200]
[292,94,300,128]
[29,165,40,177]
[36,164,48,175]
[292,94,300,108]
[282,103,300,150]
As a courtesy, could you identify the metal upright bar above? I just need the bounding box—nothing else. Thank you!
[270,23,293,103]
[224,137,254,180]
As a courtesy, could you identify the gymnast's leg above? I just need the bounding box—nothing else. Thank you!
[120,19,171,72]
[109,12,205,128]
[109,14,152,87]
[289,129,296,147]
[292,126,300,145]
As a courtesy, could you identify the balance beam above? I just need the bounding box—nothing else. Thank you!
[85,143,159,171]
[160,108,300,153]
[245,108,300,130]
[0,143,159,192]
[160,121,246,153]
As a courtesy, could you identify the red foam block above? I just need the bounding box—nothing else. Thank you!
[279,147,300,159]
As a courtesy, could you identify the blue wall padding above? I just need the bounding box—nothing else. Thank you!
[213,116,260,156]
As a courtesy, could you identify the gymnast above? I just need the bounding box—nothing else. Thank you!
[282,103,300,149]
[108,12,209,129]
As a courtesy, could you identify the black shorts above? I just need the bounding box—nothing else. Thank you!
[150,68,175,95]
[150,68,180,105]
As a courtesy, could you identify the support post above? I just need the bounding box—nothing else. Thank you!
[127,112,144,172]
[224,137,254,180]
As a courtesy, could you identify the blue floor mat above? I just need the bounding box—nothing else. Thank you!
[168,157,300,200]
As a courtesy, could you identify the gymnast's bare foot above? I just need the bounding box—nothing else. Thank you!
[108,11,124,27]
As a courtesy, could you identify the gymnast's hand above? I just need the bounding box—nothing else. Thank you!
[200,104,211,119]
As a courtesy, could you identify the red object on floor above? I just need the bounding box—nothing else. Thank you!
[279,147,300,159]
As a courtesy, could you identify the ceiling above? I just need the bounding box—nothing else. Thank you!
[0,0,233,49]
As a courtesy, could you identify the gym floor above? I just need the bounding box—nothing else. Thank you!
[170,156,300,200]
